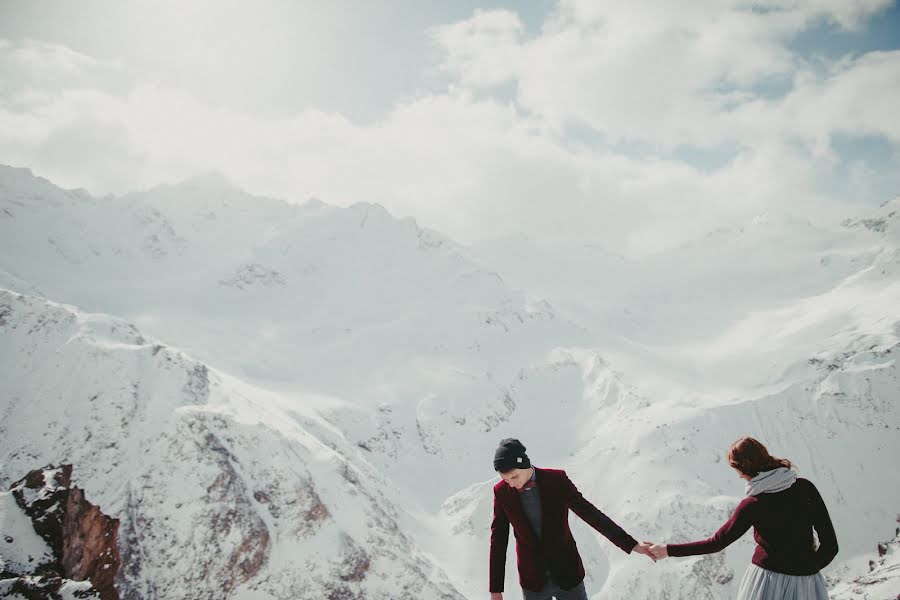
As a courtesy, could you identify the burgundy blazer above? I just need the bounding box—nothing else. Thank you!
[489,467,638,593]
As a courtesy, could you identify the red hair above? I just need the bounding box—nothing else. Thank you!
[727,437,792,477]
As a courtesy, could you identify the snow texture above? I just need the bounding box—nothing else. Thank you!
[1,164,898,599]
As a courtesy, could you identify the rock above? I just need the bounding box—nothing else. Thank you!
[831,522,900,600]
[3,464,121,600]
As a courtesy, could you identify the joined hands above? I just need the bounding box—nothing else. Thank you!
[633,541,657,562]
[646,542,668,560]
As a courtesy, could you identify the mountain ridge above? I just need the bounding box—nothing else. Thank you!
[1,165,898,599]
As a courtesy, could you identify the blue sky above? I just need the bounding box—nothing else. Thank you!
[0,0,898,254]
[791,0,900,56]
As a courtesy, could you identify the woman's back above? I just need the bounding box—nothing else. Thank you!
[749,478,837,575]
[667,476,838,576]
[659,439,838,600]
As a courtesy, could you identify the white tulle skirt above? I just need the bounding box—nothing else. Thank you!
[737,564,829,600]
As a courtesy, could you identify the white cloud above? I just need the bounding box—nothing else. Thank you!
[432,9,524,87]
[0,1,897,257]
[782,51,900,144]
[0,38,124,96]
[0,69,742,252]
[433,2,898,150]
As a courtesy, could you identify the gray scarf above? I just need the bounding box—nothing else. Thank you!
[746,467,797,496]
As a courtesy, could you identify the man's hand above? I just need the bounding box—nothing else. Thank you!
[633,541,657,562]
[490,593,503,600]
[648,543,669,560]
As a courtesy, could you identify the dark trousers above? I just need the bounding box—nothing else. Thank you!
[521,577,588,600]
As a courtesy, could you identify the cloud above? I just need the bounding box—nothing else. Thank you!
[1,2,898,258]
[779,51,900,144]
[432,2,898,150]
[0,38,125,98]
[432,9,524,87]
[0,70,738,252]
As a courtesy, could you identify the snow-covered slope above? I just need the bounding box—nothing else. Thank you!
[1,165,898,599]
[0,289,463,599]
[440,331,900,598]
[0,164,588,501]
[831,522,900,600]
[474,206,894,346]
[0,165,594,598]
[0,488,55,576]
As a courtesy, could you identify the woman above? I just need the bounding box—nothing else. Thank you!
[649,437,838,600]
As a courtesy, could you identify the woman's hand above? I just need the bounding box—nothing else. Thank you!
[634,541,657,562]
[649,543,669,560]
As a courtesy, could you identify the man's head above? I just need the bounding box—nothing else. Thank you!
[494,438,533,489]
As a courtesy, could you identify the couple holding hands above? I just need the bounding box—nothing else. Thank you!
[489,437,838,600]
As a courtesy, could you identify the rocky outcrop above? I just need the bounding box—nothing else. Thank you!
[1,464,120,600]
[831,520,900,600]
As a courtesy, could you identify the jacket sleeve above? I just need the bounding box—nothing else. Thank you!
[563,472,638,553]
[667,497,755,556]
[807,481,839,569]
[489,487,510,593]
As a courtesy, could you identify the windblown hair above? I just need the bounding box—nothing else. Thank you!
[727,437,792,477]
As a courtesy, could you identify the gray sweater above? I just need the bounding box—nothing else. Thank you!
[518,469,542,539]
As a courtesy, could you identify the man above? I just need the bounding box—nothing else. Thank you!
[489,438,654,600]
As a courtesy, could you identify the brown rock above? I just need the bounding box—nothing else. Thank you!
[9,464,121,600]
[62,486,121,600]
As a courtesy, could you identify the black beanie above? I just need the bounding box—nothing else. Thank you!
[493,438,531,472]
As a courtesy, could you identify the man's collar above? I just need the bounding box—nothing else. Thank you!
[516,467,538,493]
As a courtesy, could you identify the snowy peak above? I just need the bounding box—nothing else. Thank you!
[0,163,37,183]
[0,162,467,265]
[172,170,239,192]
[880,196,900,212]
[0,164,92,212]
[0,289,466,599]
[841,196,900,236]
[673,208,835,254]
[2,163,899,600]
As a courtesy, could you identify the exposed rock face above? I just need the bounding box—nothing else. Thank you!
[3,464,120,600]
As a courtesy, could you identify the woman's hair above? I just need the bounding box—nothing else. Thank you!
[727,437,792,477]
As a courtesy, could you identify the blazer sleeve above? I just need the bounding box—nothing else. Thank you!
[489,487,510,593]
[563,472,638,553]
[667,497,755,556]
[807,481,839,569]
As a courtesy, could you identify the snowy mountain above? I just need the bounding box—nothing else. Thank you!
[1,164,899,599]
[0,290,463,599]
[830,521,900,600]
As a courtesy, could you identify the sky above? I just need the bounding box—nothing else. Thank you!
[1,0,899,255]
